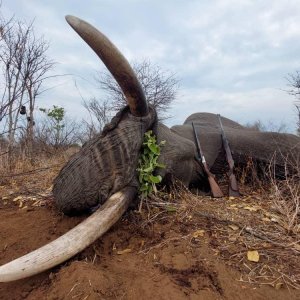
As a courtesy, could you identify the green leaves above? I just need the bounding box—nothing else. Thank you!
[149,175,162,184]
[40,105,65,123]
[149,143,160,154]
[39,105,66,147]
[137,130,165,198]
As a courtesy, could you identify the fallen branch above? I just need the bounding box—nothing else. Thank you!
[194,211,299,250]
[0,165,60,178]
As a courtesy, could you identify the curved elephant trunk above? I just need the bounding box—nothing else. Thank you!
[0,187,136,282]
[66,15,148,117]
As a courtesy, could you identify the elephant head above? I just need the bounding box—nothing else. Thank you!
[52,16,158,215]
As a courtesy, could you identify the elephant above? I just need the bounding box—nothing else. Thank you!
[168,112,300,181]
[1,15,299,283]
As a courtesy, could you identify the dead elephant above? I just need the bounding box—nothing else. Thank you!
[169,112,300,182]
[0,15,299,283]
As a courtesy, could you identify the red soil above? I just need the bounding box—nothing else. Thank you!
[0,184,299,299]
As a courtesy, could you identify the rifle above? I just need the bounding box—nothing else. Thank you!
[192,122,224,198]
[217,114,240,197]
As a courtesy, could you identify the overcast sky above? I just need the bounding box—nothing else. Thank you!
[2,0,300,132]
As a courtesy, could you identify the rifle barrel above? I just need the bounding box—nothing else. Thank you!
[217,114,234,163]
[192,122,203,160]
[217,114,240,196]
[192,122,224,198]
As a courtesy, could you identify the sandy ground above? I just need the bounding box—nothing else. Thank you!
[0,171,299,299]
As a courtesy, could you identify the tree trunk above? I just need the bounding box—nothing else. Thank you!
[26,87,35,161]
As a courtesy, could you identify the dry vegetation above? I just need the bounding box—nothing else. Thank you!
[268,158,300,235]
[0,150,299,298]
[141,180,300,290]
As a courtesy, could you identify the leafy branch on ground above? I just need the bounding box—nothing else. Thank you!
[137,130,165,198]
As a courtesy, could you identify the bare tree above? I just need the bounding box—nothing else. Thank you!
[245,120,288,133]
[82,60,179,140]
[0,20,30,166]
[82,97,112,139]
[0,17,54,165]
[296,106,300,136]
[94,60,179,119]
[21,30,54,156]
[0,21,27,125]
[287,71,300,136]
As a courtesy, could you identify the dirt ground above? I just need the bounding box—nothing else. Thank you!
[0,169,299,299]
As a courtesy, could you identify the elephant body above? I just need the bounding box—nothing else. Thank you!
[155,123,197,186]
[157,111,299,187]
[54,110,300,214]
[174,112,300,178]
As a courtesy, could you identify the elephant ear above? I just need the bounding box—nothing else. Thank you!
[65,15,148,117]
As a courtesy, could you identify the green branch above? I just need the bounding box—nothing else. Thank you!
[137,130,165,198]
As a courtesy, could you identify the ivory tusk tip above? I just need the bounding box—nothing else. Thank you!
[65,15,81,27]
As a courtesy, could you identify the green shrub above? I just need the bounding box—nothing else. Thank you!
[137,130,165,197]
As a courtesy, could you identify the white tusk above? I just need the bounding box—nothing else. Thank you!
[65,15,148,117]
[0,187,136,282]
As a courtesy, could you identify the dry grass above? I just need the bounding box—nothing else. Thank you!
[268,155,300,235]
[235,153,300,235]
[138,181,202,223]
[136,176,300,289]
[238,156,264,188]
[0,147,78,191]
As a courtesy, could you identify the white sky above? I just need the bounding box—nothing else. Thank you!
[2,0,300,133]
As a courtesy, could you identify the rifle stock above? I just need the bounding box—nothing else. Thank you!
[228,173,240,197]
[207,176,224,198]
[192,123,223,198]
[217,115,240,197]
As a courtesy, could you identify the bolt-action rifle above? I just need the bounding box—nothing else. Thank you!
[192,122,224,198]
[217,114,240,197]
